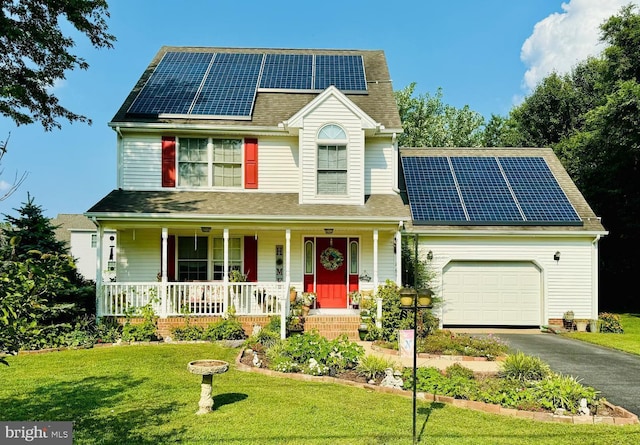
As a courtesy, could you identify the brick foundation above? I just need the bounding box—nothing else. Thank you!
[116,314,362,340]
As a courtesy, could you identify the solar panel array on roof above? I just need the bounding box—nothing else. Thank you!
[127,51,367,118]
[401,156,582,225]
[127,52,214,115]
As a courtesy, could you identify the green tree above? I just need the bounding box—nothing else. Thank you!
[0,0,115,130]
[1,193,67,260]
[395,83,485,147]
[505,5,640,310]
[0,195,94,360]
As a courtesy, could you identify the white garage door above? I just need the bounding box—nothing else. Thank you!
[442,261,541,326]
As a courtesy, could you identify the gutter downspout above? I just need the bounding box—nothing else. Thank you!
[392,132,400,193]
[592,234,601,321]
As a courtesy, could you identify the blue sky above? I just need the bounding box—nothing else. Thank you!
[0,0,634,217]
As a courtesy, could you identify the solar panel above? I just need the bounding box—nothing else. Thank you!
[499,157,581,223]
[314,55,367,91]
[401,157,467,223]
[190,53,263,116]
[127,52,214,115]
[260,54,313,90]
[451,157,524,223]
[403,155,583,226]
[127,51,368,117]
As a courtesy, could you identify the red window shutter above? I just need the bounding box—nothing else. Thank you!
[162,136,176,187]
[167,235,176,281]
[244,236,258,282]
[244,138,258,189]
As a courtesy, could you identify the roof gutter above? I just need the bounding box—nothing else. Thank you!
[108,121,289,135]
[84,211,405,225]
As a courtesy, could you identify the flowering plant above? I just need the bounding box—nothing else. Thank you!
[298,292,316,307]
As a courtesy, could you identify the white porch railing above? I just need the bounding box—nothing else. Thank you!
[99,282,287,318]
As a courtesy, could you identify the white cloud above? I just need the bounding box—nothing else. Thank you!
[0,180,10,192]
[521,0,638,91]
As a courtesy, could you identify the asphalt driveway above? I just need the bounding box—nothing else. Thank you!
[495,333,640,416]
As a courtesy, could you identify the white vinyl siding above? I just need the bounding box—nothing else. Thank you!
[120,134,162,189]
[116,229,161,282]
[258,136,299,192]
[365,140,395,194]
[299,96,364,205]
[420,235,597,325]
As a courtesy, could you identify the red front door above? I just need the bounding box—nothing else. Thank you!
[315,238,347,308]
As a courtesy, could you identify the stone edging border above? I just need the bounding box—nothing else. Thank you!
[370,343,507,362]
[235,350,638,425]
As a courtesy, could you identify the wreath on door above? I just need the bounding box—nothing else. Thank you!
[320,247,344,271]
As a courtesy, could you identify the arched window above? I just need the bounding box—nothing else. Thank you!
[317,124,348,195]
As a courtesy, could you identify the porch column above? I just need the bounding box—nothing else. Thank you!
[373,229,379,293]
[223,228,229,313]
[160,228,168,318]
[95,223,104,318]
[161,228,168,283]
[395,227,402,286]
[285,229,291,284]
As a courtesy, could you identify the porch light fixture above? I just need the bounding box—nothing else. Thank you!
[426,250,433,261]
[201,226,212,233]
[554,251,561,262]
[324,228,334,234]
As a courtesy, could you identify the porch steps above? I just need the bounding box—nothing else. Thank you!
[303,315,361,341]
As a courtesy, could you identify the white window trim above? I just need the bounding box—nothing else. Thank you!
[176,137,244,190]
[316,123,349,196]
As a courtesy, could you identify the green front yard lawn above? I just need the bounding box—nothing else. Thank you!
[1,344,639,444]
[565,313,640,355]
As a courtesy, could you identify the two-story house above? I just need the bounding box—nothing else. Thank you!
[86,47,408,338]
[87,46,606,338]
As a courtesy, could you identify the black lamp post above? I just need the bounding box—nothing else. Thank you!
[400,232,434,444]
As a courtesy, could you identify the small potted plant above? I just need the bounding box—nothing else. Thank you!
[286,315,304,336]
[562,310,575,330]
[289,286,297,303]
[349,291,361,309]
[298,292,316,316]
[575,318,588,332]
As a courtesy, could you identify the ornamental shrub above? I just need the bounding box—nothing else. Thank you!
[203,317,247,340]
[598,312,624,333]
[499,352,552,381]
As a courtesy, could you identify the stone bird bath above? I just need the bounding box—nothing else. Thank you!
[187,360,229,414]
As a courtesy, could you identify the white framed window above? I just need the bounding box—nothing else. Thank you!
[212,237,242,280]
[178,138,242,188]
[91,234,97,248]
[177,236,208,281]
[317,124,348,195]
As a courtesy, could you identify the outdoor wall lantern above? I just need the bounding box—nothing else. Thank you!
[201,226,212,233]
[324,228,334,234]
[554,251,561,262]
[426,250,433,261]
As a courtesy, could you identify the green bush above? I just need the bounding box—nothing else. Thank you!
[419,330,507,359]
[444,363,475,380]
[499,352,552,381]
[356,354,399,381]
[95,317,122,343]
[203,317,247,341]
[533,374,598,414]
[598,312,624,333]
[266,332,364,375]
[121,304,160,342]
[171,325,205,341]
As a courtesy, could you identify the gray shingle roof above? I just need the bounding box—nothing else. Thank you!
[110,47,402,130]
[400,147,606,233]
[86,191,410,223]
[51,214,96,245]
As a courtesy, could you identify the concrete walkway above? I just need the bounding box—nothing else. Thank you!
[357,341,501,373]
[496,333,640,416]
